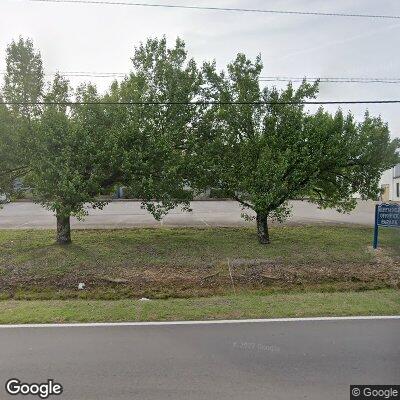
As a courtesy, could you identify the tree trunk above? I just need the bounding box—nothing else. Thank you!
[256,213,270,245]
[56,213,71,245]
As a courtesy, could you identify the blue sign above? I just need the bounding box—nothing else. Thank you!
[373,203,400,249]
[377,203,400,227]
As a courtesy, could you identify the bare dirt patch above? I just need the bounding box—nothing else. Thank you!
[2,251,399,299]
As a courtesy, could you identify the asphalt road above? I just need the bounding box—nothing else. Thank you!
[0,200,377,229]
[0,318,399,400]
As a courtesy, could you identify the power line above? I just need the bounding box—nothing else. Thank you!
[24,0,400,20]
[0,71,126,77]
[259,77,400,84]
[2,71,400,84]
[49,72,126,77]
[1,100,400,105]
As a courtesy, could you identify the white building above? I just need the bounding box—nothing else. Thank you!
[380,164,400,202]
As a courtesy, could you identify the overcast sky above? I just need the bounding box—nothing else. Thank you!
[1,0,399,138]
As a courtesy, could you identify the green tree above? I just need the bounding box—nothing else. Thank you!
[27,78,119,244]
[198,54,399,244]
[0,100,17,200]
[0,38,119,244]
[110,37,204,219]
[0,38,44,200]
[3,37,44,118]
[1,36,203,243]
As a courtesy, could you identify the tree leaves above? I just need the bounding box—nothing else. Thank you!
[1,37,399,242]
[197,54,400,220]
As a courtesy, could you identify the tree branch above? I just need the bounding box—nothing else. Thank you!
[233,194,253,209]
[0,165,29,178]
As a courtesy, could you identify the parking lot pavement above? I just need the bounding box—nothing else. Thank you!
[0,200,376,229]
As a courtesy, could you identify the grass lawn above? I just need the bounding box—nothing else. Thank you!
[0,226,399,299]
[0,289,399,324]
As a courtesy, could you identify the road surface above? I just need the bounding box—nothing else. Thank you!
[0,200,377,229]
[0,318,399,399]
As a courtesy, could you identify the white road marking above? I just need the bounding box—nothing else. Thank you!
[0,316,398,329]
[200,218,210,227]
[14,222,32,228]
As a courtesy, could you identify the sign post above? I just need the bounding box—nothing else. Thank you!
[373,204,379,249]
[373,203,400,249]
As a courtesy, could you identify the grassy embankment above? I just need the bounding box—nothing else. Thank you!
[0,226,398,323]
[1,289,399,324]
